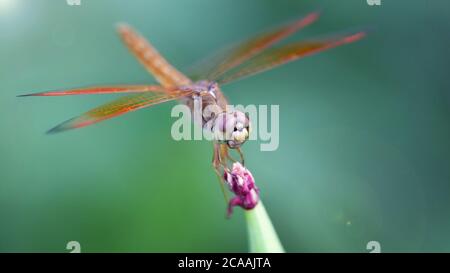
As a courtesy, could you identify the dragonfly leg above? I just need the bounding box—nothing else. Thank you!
[236,147,245,166]
[212,143,229,203]
[226,154,238,164]
[224,147,245,166]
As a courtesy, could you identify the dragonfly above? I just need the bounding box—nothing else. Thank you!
[20,12,365,196]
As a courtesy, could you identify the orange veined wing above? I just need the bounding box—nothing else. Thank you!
[18,85,168,97]
[216,31,366,85]
[47,88,193,134]
[117,23,192,88]
[188,11,319,81]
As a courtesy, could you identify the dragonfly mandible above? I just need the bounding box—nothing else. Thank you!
[19,12,365,193]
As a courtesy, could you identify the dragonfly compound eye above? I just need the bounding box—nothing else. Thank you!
[210,110,250,148]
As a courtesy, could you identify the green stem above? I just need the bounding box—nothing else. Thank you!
[244,201,285,253]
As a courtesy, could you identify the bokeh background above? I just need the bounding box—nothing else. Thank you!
[1,0,449,252]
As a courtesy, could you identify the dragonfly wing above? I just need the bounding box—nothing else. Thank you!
[47,89,193,134]
[188,12,319,81]
[18,85,168,97]
[217,32,366,85]
[117,24,192,88]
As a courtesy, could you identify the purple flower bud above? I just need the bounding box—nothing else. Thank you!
[223,162,259,217]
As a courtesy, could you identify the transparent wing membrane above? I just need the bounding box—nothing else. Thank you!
[217,32,366,85]
[47,89,193,134]
[18,85,167,97]
[117,24,192,88]
[188,12,319,81]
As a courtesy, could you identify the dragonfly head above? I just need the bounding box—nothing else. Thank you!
[227,110,251,149]
[209,110,251,149]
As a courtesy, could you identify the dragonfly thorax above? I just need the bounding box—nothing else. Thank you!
[190,80,219,99]
[185,81,250,148]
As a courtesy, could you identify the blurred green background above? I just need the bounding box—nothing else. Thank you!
[1,0,449,252]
